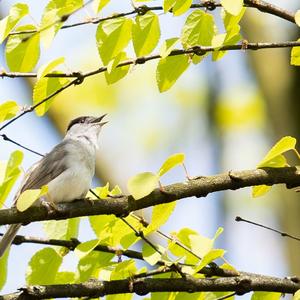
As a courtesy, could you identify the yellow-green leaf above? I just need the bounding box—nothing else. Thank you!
[127,172,159,200]
[257,136,296,168]
[0,101,19,122]
[221,0,243,16]
[173,0,193,16]
[157,55,190,92]
[5,24,40,72]
[163,0,176,12]
[194,249,225,273]
[181,10,215,48]
[0,249,9,290]
[93,0,110,13]
[158,153,185,177]
[33,76,70,116]
[96,17,132,65]
[74,239,100,259]
[0,150,23,208]
[132,11,160,56]
[26,247,62,285]
[252,185,271,198]
[291,39,300,66]
[16,185,48,212]
[142,243,164,266]
[252,291,281,300]
[0,3,29,44]
[37,57,65,79]
[160,37,179,59]
[295,10,300,27]
[294,290,300,300]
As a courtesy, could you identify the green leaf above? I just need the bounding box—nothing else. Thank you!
[296,11,300,27]
[0,3,29,44]
[257,136,296,168]
[156,55,190,92]
[221,0,244,16]
[181,10,215,48]
[160,38,179,59]
[127,172,159,200]
[252,292,281,300]
[43,218,79,241]
[132,11,160,56]
[5,24,40,72]
[54,271,75,284]
[194,249,225,273]
[96,17,132,64]
[93,0,110,13]
[77,251,114,282]
[252,185,271,198]
[110,259,137,280]
[0,101,19,122]
[163,0,176,13]
[173,0,193,16]
[143,202,176,235]
[0,150,23,209]
[142,243,164,265]
[294,290,300,300]
[16,185,48,212]
[105,52,130,84]
[0,250,9,290]
[33,76,71,116]
[26,247,62,285]
[37,56,65,79]
[158,153,185,177]
[291,39,300,66]
[75,239,100,259]
[40,0,83,48]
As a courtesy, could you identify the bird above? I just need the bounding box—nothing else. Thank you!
[0,114,107,257]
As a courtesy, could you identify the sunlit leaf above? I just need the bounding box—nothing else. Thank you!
[160,37,179,59]
[132,11,160,56]
[0,101,19,122]
[0,250,9,290]
[93,0,110,13]
[105,52,130,84]
[252,185,271,198]
[181,10,215,48]
[294,290,300,300]
[0,150,23,209]
[110,259,137,280]
[37,57,65,79]
[163,0,176,13]
[16,185,48,212]
[96,17,132,64]
[194,249,225,273]
[26,247,62,285]
[221,0,243,16]
[0,3,29,44]
[33,76,71,116]
[54,271,75,284]
[158,153,185,177]
[173,0,193,16]
[257,136,296,168]
[156,55,190,92]
[252,291,281,300]
[5,24,40,72]
[127,172,159,200]
[75,239,100,259]
[291,39,300,66]
[142,243,164,265]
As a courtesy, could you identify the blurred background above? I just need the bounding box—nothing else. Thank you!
[0,0,300,296]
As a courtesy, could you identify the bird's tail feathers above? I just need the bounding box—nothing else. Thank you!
[0,224,21,257]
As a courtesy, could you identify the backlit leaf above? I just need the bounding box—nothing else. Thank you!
[96,18,132,64]
[0,101,19,122]
[160,37,179,59]
[194,249,225,273]
[252,185,271,198]
[105,52,130,84]
[296,11,300,27]
[252,292,281,300]
[294,290,300,300]
[173,0,193,16]
[75,239,100,259]
[37,56,65,79]
[291,39,300,66]
[0,250,9,290]
[163,0,176,12]
[221,0,243,16]
[158,153,185,177]
[54,271,75,284]
[26,247,62,285]
[156,55,190,92]
[5,24,40,72]
[142,243,164,265]
[181,10,215,48]
[127,172,159,200]
[110,259,137,280]
[93,0,110,13]
[0,3,29,44]
[132,11,160,56]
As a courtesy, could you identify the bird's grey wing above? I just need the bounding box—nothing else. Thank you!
[16,141,69,196]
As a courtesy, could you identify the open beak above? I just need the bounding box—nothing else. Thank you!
[93,114,108,126]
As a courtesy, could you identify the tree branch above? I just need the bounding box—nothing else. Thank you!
[0,167,299,226]
[1,275,299,299]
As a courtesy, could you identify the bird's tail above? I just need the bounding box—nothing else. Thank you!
[0,224,21,257]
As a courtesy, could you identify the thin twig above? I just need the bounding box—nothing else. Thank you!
[235,216,300,242]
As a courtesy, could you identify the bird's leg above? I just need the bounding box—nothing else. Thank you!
[40,195,58,213]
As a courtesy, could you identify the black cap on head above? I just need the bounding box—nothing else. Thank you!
[67,114,107,132]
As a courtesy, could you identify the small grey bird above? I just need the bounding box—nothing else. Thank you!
[0,115,107,257]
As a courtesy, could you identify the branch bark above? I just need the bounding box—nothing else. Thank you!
[1,275,299,299]
[0,167,299,226]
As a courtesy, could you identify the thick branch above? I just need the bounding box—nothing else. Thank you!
[1,275,299,299]
[0,167,299,226]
